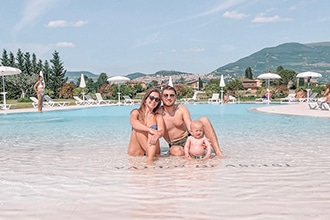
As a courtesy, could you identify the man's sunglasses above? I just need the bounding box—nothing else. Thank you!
[149,95,161,102]
[163,94,176,98]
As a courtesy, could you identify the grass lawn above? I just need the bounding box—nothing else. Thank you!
[5,99,76,109]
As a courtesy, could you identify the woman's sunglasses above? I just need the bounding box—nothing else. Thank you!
[149,95,161,102]
[163,94,175,98]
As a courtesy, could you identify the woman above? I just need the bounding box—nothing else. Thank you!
[33,76,45,112]
[127,88,164,165]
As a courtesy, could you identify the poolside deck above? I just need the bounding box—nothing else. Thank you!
[1,102,329,118]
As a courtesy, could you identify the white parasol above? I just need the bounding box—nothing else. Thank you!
[168,76,173,87]
[257,72,281,103]
[0,66,22,109]
[219,74,225,103]
[79,73,86,99]
[296,71,322,78]
[296,71,322,102]
[107,76,130,104]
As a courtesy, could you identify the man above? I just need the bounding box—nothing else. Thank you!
[160,85,223,157]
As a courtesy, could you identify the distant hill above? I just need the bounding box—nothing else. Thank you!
[212,42,330,83]
[126,72,146,80]
[66,42,330,84]
[66,71,99,83]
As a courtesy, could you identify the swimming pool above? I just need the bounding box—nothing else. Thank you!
[1,104,329,219]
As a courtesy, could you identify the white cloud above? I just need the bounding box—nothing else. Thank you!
[223,10,248,19]
[12,0,56,38]
[47,20,88,27]
[72,20,88,27]
[134,32,161,48]
[56,42,75,47]
[184,48,205,53]
[252,13,292,23]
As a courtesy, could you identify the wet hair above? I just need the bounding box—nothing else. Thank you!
[162,85,177,95]
[137,87,161,123]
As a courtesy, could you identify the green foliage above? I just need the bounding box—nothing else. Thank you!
[49,51,67,97]
[17,97,31,102]
[277,67,296,88]
[148,80,158,88]
[245,67,253,79]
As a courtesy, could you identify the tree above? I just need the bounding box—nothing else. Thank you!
[6,50,38,98]
[96,73,108,91]
[226,78,244,94]
[59,82,75,98]
[49,51,67,98]
[245,67,253,79]
[277,69,296,88]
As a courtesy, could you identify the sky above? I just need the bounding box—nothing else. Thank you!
[1,0,329,76]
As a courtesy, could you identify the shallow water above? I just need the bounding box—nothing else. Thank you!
[1,104,330,219]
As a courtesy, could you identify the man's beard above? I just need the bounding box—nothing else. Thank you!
[162,101,174,107]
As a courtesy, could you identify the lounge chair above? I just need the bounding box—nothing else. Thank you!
[123,95,136,105]
[84,94,98,105]
[0,104,12,110]
[95,93,115,105]
[299,92,318,103]
[181,91,199,104]
[280,94,298,103]
[229,95,237,103]
[208,93,220,103]
[29,96,52,108]
[321,102,330,110]
[44,95,70,107]
[73,96,89,105]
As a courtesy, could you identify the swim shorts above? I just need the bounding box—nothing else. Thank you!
[168,134,190,148]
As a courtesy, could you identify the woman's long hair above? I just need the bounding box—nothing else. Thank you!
[137,88,161,123]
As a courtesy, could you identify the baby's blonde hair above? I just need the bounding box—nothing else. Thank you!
[190,120,203,130]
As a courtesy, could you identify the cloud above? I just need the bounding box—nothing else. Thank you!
[223,10,249,19]
[12,0,56,38]
[252,13,292,23]
[47,20,88,27]
[184,48,205,53]
[134,32,161,48]
[55,42,75,48]
[197,0,245,17]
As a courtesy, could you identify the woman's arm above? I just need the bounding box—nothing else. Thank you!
[130,110,149,133]
[33,82,39,93]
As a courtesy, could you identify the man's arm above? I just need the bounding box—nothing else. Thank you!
[199,117,223,157]
[178,104,192,133]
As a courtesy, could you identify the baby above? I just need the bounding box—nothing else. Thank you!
[184,120,212,160]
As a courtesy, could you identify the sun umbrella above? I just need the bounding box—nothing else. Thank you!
[79,73,86,99]
[219,74,225,103]
[168,76,174,87]
[296,71,322,102]
[296,71,322,78]
[0,66,22,109]
[107,76,130,104]
[257,72,281,103]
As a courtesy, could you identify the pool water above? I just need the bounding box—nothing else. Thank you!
[1,104,329,219]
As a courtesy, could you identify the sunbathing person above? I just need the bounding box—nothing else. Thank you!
[159,86,223,157]
[322,84,330,102]
[184,120,212,160]
[127,88,164,165]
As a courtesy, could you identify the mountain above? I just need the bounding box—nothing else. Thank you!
[66,71,99,83]
[126,72,146,80]
[66,42,330,84]
[212,42,330,83]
